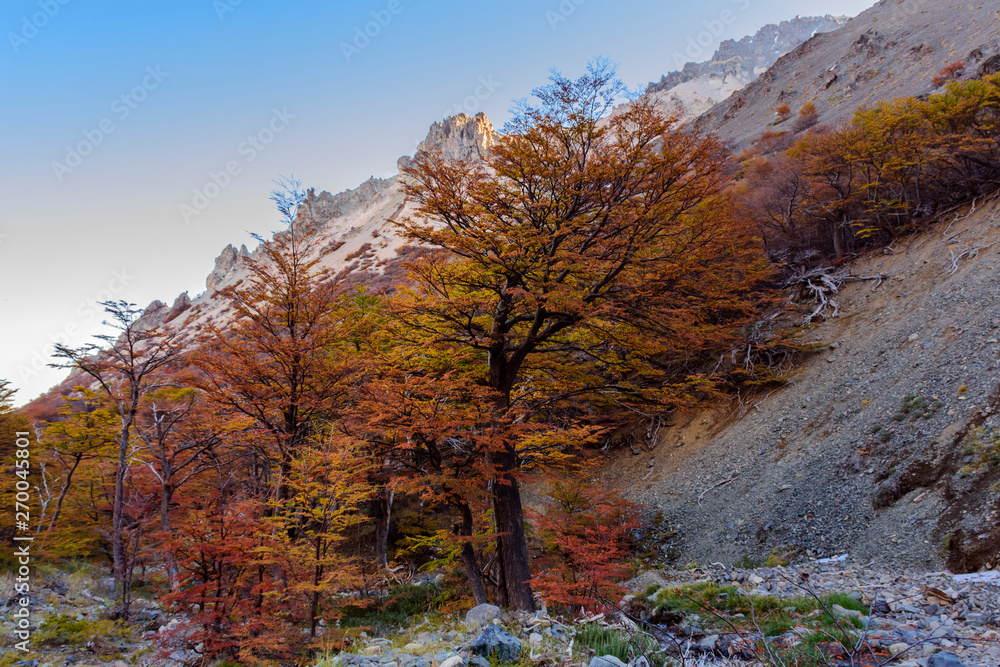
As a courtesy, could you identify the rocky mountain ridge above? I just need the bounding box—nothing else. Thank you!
[647,15,849,94]
[643,15,848,124]
[122,113,497,347]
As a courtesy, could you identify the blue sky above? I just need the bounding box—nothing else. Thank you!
[1,0,877,404]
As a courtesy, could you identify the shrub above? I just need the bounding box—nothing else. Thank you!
[529,479,642,611]
[933,60,966,87]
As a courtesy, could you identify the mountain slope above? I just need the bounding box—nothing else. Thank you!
[607,194,1000,572]
[693,0,1000,149]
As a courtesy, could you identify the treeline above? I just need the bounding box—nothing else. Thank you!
[10,66,1000,664]
[738,73,1000,262]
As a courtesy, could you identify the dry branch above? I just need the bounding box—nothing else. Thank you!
[697,472,739,507]
[786,266,888,323]
[948,242,998,274]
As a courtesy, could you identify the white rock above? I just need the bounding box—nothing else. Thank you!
[888,642,910,657]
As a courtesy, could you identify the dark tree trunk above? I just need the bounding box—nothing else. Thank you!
[833,217,845,259]
[372,488,393,568]
[491,448,535,611]
[46,456,82,533]
[455,502,487,605]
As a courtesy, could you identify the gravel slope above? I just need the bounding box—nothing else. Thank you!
[605,194,1000,573]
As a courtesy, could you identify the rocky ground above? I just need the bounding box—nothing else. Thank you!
[301,559,1000,667]
[5,558,999,666]
[626,560,1000,667]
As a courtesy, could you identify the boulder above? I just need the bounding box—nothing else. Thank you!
[465,603,502,629]
[471,625,521,662]
[927,652,966,667]
[588,657,627,667]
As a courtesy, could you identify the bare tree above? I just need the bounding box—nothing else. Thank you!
[52,300,181,619]
[135,390,219,590]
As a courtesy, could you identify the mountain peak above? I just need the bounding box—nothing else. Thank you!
[414,112,498,162]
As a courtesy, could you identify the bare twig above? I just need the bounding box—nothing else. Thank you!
[697,473,739,508]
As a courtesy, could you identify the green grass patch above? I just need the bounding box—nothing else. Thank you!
[338,584,446,630]
[576,624,665,667]
[649,583,867,633]
[34,612,131,647]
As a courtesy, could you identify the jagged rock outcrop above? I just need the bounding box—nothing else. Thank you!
[135,292,192,332]
[206,244,250,292]
[297,178,395,230]
[412,112,497,162]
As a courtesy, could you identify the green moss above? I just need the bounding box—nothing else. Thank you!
[960,427,1000,473]
[733,554,763,569]
[35,612,130,647]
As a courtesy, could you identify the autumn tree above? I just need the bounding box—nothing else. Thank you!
[134,387,220,589]
[793,100,819,132]
[52,301,181,618]
[775,102,792,123]
[39,390,116,539]
[192,179,359,508]
[399,60,772,610]
[528,477,641,611]
[178,179,377,660]
[740,73,1000,261]
[347,338,514,605]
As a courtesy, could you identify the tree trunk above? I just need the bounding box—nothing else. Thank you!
[491,448,535,611]
[46,456,82,534]
[372,488,393,569]
[160,483,179,590]
[455,502,487,606]
[112,407,136,620]
[833,218,845,260]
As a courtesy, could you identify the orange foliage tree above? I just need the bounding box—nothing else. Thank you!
[398,60,773,610]
[739,73,1000,261]
[528,477,642,611]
